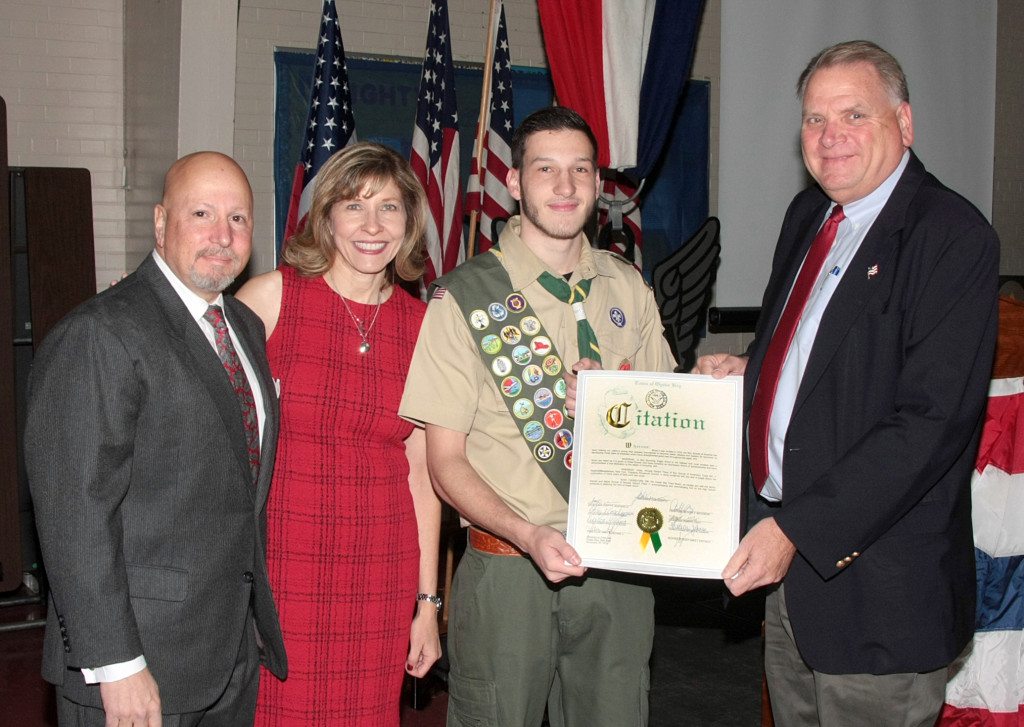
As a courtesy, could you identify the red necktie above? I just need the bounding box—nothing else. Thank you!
[204,305,260,481]
[749,205,845,494]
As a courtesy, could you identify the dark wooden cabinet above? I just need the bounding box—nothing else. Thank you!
[0,96,96,594]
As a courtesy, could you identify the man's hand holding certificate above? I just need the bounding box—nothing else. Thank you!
[565,370,742,578]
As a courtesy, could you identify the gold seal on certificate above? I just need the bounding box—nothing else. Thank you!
[565,371,742,578]
[636,507,664,552]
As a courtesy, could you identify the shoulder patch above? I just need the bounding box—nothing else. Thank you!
[430,285,448,301]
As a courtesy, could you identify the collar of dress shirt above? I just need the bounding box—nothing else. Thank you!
[151,249,226,324]
[836,150,911,229]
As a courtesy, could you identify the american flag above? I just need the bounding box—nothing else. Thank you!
[598,171,643,269]
[465,1,515,255]
[411,0,464,287]
[283,0,356,243]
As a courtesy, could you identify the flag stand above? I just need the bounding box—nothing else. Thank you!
[466,0,501,258]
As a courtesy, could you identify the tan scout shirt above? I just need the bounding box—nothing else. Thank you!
[399,217,676,530]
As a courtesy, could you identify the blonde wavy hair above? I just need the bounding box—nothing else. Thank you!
[281,141,427,282]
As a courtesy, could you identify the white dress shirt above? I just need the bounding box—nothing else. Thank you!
[760,151,909,502]
[82,251,266,683]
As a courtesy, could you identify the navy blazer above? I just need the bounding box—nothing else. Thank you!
[745,152,999,674]
[26,254,287,712]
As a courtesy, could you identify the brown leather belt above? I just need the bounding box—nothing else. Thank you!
[469,527,525,557]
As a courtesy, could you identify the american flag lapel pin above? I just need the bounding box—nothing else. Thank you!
[867,264,879,279]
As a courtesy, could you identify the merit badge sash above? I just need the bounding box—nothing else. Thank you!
[432,250,573,502]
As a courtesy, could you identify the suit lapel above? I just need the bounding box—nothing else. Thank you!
[792,153,926,418]
[138,257,254,487]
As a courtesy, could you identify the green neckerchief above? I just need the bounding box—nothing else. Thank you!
[536,272,602,366]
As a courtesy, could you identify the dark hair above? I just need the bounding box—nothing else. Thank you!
[797,40,909,104]
[510,106,599,169]
[281,142,426,281]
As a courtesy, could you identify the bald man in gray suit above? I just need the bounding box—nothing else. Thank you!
[26,152,286,726]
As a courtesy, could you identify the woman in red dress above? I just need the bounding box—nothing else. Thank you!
[238,142,441,725]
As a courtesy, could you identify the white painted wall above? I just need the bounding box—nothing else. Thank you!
[717,0,997,307]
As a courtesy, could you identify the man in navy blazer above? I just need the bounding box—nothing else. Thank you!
[696,41,998,724]
[26,152,286,725]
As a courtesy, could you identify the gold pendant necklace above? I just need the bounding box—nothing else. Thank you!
[329,270,383,354]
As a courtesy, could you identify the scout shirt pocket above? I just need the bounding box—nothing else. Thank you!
[593,304,642,371]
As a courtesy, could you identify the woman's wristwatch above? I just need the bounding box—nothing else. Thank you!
[416,592,443,610]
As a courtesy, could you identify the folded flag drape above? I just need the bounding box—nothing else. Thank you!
[536,0,703,180]
[940,297,1024,727]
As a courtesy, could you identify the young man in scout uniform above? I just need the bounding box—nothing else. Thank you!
[400,107,676,726]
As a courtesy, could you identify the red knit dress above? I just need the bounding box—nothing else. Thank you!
[255,266,425,726]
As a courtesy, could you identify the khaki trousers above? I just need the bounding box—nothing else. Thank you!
[764,585,947,727]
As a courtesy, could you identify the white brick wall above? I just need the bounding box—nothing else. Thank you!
[0,0,125,290]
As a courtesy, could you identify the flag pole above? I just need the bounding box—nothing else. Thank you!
[467,0,500,258]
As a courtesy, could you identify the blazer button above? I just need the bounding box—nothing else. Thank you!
[64,645,71,653]
[851,552,860,558]
[243,571,254,583]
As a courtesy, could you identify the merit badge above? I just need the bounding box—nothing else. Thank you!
[488,302,508,321]
[481,334,502,355]
[544,409,564,430]
[491,356,513,376]
[553,379,567,399]
[512,398,535,419]
[533,387,554,409]
[500,325,522,345]
[511,345,532,366]
[533,442,555,463]
[506,293,527,312]
[469,309,490,330]
[520,316,541,336]
[637,507,664,552]
[530,336,552,356]
[563,451,573,469]
[523,420,545,442]
[522,364,544,386]
[554,429,573,450]
[500,376,523,397]
[609,307,626,328]
[542,355,562,377]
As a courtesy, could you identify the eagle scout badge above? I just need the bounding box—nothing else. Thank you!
[637,507,664,552]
